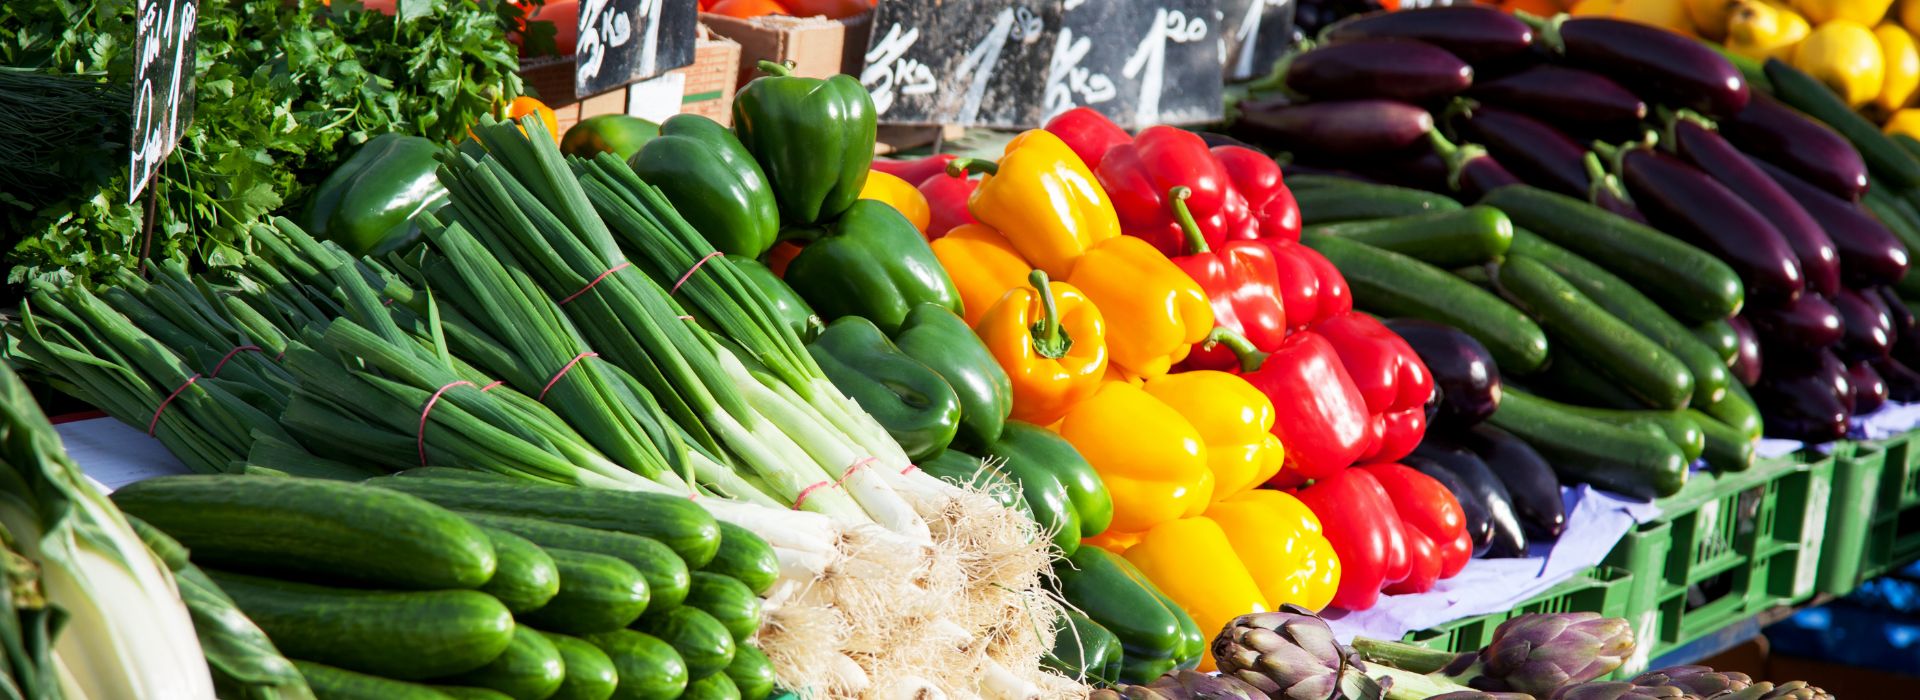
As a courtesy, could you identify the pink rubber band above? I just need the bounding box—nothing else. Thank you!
[670,252,724,295]
[792,481,832,509]
[791,457,878,510]
[209,345,263,378]
[480,380,505,392]
[901,463,919,475]
[538,352,599,401]
[418,380,475,465]
[148,374,201,435]
[560,261,632,305]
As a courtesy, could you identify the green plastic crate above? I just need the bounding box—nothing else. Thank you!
[1400,566,1634,653]
[1819,441,1882,596]
[1848,429,1920,582]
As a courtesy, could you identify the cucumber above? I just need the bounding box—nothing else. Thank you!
[540,632,619,700]
[635,606,736,681]
[1274,173,1363,190]
[725,645,776,700]
[1294,181,1463,223]
[212,571,514,680]
[432,687,515,700]
[686,572,763,643]
[1496,256,1695,410]
[1537,351,1657,410]
[1304,206,1512,267]
[1509,230,1729,405]
[1766,58,1920,189]
[1689,409,1758,473]
[296,660,458,700]
[1691,318,1739,366]
[1863,188,1920,256]
[114,475,496,590]
[585,630,689,700]
[366,477,721,568]
[1304,231,1548,372]
[522,549,651,635]
[1895,133,1920,161]
[1705,381,1766,442]
[1488,390,1689,500]
[683,673,741,700]
[1507,390,1706,464]
[476,527,560,614]
[1453,264,1494,288]
[459,512,690,612]
[440,625,565,700]
[1481,185,1744,323]
[702,522,778,596]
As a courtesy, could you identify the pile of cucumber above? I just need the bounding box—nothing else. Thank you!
[112,472,782,700]
[1296,177,1763,500]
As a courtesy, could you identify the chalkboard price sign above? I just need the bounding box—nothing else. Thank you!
[1050,0,1222,129]
[1218,0,1294,83]
[860,0,1061,127]
[129,0,198,202]
[575,0,698,99]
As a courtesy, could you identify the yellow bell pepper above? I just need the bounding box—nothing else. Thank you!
[1057,382,1211,533]
[950,130,1120,280]
[1123,517,1269,672]
[1886,106,1920,136]
[1794,19,1886,107]
[1065,236,1214,379]
[1610,0,1701,34]
[1904,0,1920,36]
[1082,527,1143,554]
[978,271,1108,426]
[1206,490,1343,613]
[1727,0,1812,62]
[1791,0,1895,25]
[858,170,932,234]
[1142,370,1285,502]
[931,224,1031,326]
[1569,0,1620,15]
[1687,0,1735,40]
[1878,23,1920,111]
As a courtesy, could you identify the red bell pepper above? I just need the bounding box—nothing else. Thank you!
[1094,126,1246,257]
[917,170,980,240]
[873,154,958,187]
[1210,328,1372,484]
[1268,239,1353,332]
[1317,313,1434,464]
[1291,469,1410,611]
[1043,107,1134,170]
[1213,145,1303,243]
[1167,188,1290,373]
[1364,463,1471,590]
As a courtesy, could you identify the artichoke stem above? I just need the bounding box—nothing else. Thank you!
[1351,638,1464,675]
[1370,664,1477,700]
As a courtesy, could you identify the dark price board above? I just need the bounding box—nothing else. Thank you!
[575,0,698,99]
[1218,0,1294,83]
[860,0,1062,127]
[1051,0,1222,128]
[129,0,199,202]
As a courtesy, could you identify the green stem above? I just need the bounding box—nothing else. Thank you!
[756,59,795,77]
[1204,326,1267,374]
[946,158,999,178]
[1351,637,1464,675]
[1169,186,1210,255]
[1028,270,1073,359]
[1369,664,1477,700]
[1511,10,1565,55]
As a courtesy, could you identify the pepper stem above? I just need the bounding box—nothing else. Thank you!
[946,158,999,178]
[756,60,796,77]
[1028,270,1075,359]
[1350,637,1466,675]
[1169,186,1210,255]
[1203,327,1267,373]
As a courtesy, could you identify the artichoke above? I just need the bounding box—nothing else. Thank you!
[1630,666,1752,697]
[1214,606,1386,700]
[1546,681,1691,699]
[1089,670,1274,700]
[1425,692,1537,699]
[1442,613,1634,694]
[1715,681,1834,700]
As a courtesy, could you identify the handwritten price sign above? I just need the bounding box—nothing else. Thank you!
[1051,0,1221,128]
[1219,0,1295,83]
[129,0,198,202]
[574,0,697,98]
[860,0,1060,127]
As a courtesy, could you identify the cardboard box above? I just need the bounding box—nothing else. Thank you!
[673,25,743,126]
[700,10,872,87]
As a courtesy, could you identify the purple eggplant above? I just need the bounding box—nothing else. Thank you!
[1878,356,1920,401]
[1278,39,1473,104]
[1383,318,1502,427]
[1753,158,1912,286]
[1463,424,1565,540]
[1532,16,1749,118]
[1369,132,1523,200]
[1879,286,1916,336]
[1834,287,1894,362]
[1614,146,1804,305]
[1754,350,1852,442]
[1852,361,1889,414]
[1452,104,1592,198]
[1403,454,1492,558]
[1279,162,1383,183]
[1671,118,1840,299]
[1722,93,1869,200]
[1233,98,1434,158]
[1730,315,1763,386]
[1592,179,1647,224]
[1467,65,1647,140]
[1745,294,1843,352]
[1322,6,1535,69]
[1412,437,1528,558]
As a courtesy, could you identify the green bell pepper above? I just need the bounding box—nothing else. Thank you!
[980,421,1114,555]
[806,317,961,461]
[1044,610,1124,685]
[303,133,449,257]
[731,60,876,225]
[629,114,779,258]
[1052,547,1204,684]
[892,304,1012,450]
[733,259,821,343]
[782,199,962,335]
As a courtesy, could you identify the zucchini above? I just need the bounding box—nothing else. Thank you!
[476,527,560,614]
[1691,318,1739,366]
[1509,230,1729,406]
[1496,256,1695,410]
[211,571,514,680]
[114,475,496,590]
[1705,381,1766,442]
[725,645,776,700]
[683,673,741,700]
[1505,390,1705,464]
[296,660,458,700]
[1304,231,1549,373]
[1689,409,1758,473]
[1481,185,1744,323]
[366,476,721,568]
[1294,181,1463,223]
[1766,58,1920,189]
[440,625,565,700]
[1488,390,1689,500]
[586,630,689,700]
[460,511,690,612]
[685,572,763,643]
[540,632,619,700]
[1304,205,1513,267]
[432,687,515,700]
[702,523,778,596]
[522,549,651,635]
[635,606,736,681]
